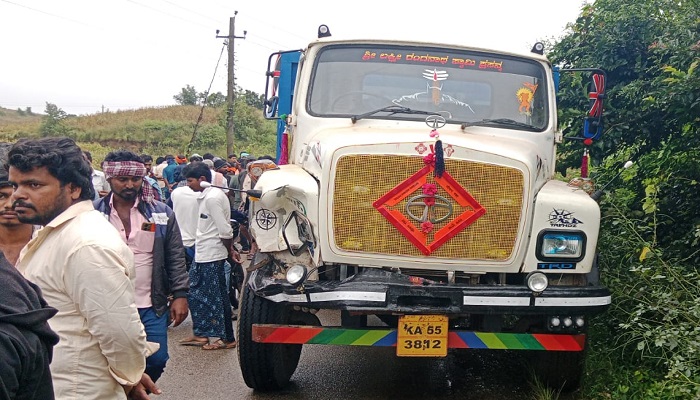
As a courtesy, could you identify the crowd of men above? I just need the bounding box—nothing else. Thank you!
[0,137,261,399]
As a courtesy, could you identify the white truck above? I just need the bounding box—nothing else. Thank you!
[237,25,610,392]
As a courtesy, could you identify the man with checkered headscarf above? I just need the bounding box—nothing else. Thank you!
[93,150,189,384]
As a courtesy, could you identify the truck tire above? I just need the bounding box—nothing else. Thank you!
[237,277,302,391]
[530,349,585,392]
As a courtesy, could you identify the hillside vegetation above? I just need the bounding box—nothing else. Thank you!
[0,102,277,162]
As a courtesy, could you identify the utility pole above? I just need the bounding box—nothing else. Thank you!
[216,11,246,157]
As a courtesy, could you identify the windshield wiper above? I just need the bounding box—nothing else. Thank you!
[351,105,435,123]
[460,118,539,131]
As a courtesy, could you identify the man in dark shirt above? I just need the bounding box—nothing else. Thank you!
[0,250,59,399]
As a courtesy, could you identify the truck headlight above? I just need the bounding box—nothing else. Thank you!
[286,264,308,286]
[536,230,586,261]
[526,271,549,292]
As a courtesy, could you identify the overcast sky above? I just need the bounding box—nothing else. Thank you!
[0,0,588,115]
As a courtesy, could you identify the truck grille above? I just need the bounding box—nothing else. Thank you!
[332,155,524,260]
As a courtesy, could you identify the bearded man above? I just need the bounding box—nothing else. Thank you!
[93,150,189,383]
[8,137,158,399]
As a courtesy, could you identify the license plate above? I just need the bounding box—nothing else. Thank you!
[396,315,448,357]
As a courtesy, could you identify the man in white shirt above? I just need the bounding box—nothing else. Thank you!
[83,151,110,198]
[8,137,159,399]
[169,184,199,265]
[181,161,239,350]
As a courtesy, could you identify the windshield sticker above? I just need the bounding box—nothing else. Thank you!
[362,51,376,60]
[359,50,506,72]
[548,209,583,227]
[381,53,402,62]
[516,82,539,116]
[453,58,477,68]
[391,68,475,113]
[479,60,503,72]
[415,143,428,154]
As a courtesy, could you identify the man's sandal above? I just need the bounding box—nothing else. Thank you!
[179,337,208,346]
[202,339,237,350]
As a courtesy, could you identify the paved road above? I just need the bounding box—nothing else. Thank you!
[156,263,579,399]
[156,312,584,400]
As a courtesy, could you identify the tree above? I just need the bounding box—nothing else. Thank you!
[173,85,199,105]
[202,91,226,107]
[238,88,265,109]
[549,1,700,396]
[40,102,69,137]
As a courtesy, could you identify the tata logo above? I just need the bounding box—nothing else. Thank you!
[537,263,576,270]
[548,209,583,227]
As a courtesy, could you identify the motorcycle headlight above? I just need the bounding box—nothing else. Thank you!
[537,230,586,261]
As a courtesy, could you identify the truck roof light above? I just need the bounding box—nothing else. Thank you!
[318,25,331,38]
[531,42,544,55]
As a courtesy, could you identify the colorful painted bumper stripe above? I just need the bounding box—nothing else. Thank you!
[252,324,585,351]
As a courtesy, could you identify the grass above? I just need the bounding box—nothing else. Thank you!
[0,104,277,161]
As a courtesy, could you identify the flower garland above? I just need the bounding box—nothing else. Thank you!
[419,127,445,234]
[420,182,437,233]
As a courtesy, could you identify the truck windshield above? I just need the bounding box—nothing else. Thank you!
[308,44,549,131]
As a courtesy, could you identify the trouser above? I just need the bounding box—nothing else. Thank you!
[188,260,235,342]
[138,307,169,382]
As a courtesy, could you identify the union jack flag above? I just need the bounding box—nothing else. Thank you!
[588,73,605,118]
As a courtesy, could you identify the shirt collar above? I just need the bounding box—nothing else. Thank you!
[45,200,94,230]
[108,194,141,210]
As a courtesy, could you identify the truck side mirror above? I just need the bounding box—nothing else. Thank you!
[583,117,603,140]
[264,96,279,118]
[584,72,606,140]
[559,68,607,142]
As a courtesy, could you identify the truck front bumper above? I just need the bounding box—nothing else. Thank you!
[249,267,611,316]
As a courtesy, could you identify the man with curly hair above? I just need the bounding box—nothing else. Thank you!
[7,137,159,400]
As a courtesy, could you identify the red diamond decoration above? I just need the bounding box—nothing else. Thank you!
[373,165,486,255]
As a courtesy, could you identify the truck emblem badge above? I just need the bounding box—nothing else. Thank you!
[373,164,485,255]
[548,209,583,227]
[255,208,278,230]
[405,194,453,223]
[425,115,447,130]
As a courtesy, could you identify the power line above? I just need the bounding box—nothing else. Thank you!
[158,0,219,24]
[0,0,94,27]
[124,0,211,29]
[186,42,227,156]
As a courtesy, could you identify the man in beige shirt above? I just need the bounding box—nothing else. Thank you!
[7,137,159,400]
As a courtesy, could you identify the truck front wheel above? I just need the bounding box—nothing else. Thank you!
[237,276,302,391]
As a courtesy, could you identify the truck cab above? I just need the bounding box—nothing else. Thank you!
[237,26,610,392]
